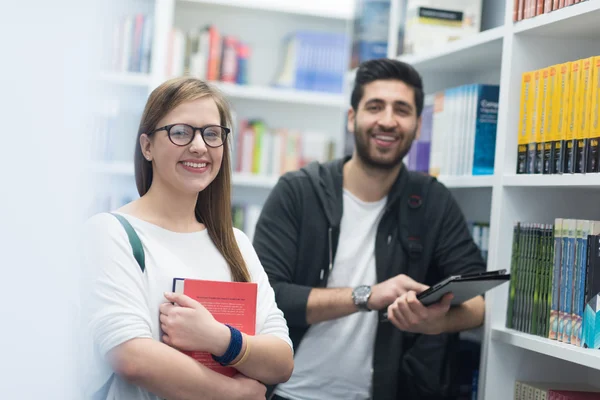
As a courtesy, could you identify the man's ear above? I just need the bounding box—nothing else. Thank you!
[415,115,422,141]
[347,107,356,134]
[140,133,152,161]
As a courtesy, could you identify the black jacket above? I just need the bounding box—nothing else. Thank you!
[252,156,486,400]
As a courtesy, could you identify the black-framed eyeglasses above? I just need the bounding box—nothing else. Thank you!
[149,123,230,148]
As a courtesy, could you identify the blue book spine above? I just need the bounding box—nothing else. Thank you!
[472,84,500,175]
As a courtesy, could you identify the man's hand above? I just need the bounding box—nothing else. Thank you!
[386,291,454,335]
[368,274,429,311]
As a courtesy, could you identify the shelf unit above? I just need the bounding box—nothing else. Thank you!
[93,0,353,211]
[348,0,600,398]
[478,1,600,399]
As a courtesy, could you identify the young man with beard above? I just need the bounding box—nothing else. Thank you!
[252,58,487,400]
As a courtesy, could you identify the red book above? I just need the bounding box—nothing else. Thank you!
[171,278,257,376]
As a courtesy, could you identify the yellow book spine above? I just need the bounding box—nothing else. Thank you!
[580,57,594,140]
[587,56,600,172]
[567,60,581,142]
[531,69,542,145]
[543,66,556,173]
[519,71,533,146]
[590,56,600,139]
[517,71,533,173]
[555,62,572,173]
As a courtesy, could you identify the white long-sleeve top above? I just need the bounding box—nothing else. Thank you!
[79,212,292,400]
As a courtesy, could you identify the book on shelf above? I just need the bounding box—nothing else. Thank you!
[516,55,600,175]
[514,0,590,22]
[506,219,600,349]
[468,221,490,263]
[105,13,153,74]
[405,94,433,173]
[428,83,499,178]
[232,204,262,242]
[402,0,482,56]
[272,31,350,94]
[231,119,335,178]
[166,25,251,85]
[351,0,392,68]
[514,380,600,399]
[171,278,257,376]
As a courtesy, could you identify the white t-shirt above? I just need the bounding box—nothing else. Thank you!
[78,212,292,400]
[274,189,387,400]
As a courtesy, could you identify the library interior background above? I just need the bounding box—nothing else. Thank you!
[16,0,600,399]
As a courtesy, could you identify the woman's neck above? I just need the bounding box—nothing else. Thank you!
[123,180,203,233]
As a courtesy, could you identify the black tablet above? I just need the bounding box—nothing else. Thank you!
[417,269,510,306]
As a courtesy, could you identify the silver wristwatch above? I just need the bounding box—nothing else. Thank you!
[352,285,372,311]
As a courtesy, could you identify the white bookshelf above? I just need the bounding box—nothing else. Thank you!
[210,81,346,108]
[176,0,355,20]
[231,172,279,188]
[477,1,600,399]
[513,0,600,36]
[491,328,600,371]
[397,26,505,75]
[503,174,600,188]
[438,175,495,189]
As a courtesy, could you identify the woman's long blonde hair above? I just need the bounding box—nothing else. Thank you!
[134,77,251,282]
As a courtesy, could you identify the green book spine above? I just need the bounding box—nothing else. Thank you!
[515,223,526,332]
[532,224,541,335]
[507,222,520,329]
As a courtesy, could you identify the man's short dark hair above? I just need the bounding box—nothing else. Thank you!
[350,58,424,117]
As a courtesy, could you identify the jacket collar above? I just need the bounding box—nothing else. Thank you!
[302,156,409,228]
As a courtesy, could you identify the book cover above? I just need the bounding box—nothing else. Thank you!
[171,278,257,376]
[576,57,593,173]
[472,84,499,175]
[517,71,532,174]
[565,60,582,174]
[543,66,557,174]
[554,62,571,174]
[586,56,600,173]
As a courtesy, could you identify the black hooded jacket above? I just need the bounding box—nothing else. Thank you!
[252,156,486,399]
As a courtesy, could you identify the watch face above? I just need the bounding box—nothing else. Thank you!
[355,286,370,298]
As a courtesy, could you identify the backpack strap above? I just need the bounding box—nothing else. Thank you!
[400,171,435,279]
[111,213,146,273]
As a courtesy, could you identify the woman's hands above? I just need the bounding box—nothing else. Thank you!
[159,292,231,357]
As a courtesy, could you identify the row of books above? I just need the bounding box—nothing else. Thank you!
[273,31,350,94]
[469,221,490,263]
[351,0,483,66]
[505,219,600,349]
[423,84,499,177]
[166,25,250,85]
[232,203,262,242]
[514,381,600,399]
[514,0,590,22]
[231,119,335,178]
[516,56,600,175]
[106,13,153,74]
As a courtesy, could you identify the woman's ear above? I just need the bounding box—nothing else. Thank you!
[140,133,152,161]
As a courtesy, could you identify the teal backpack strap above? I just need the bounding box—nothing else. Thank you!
[111,213,146,273]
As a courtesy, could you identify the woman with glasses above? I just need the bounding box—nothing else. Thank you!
[81,77,293,400]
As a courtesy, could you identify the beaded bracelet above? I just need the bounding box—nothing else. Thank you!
[211,324,243,366]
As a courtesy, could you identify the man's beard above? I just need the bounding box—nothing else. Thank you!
[353,122,417,171]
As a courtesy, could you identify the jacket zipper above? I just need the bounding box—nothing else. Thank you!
[320,227,333,282]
